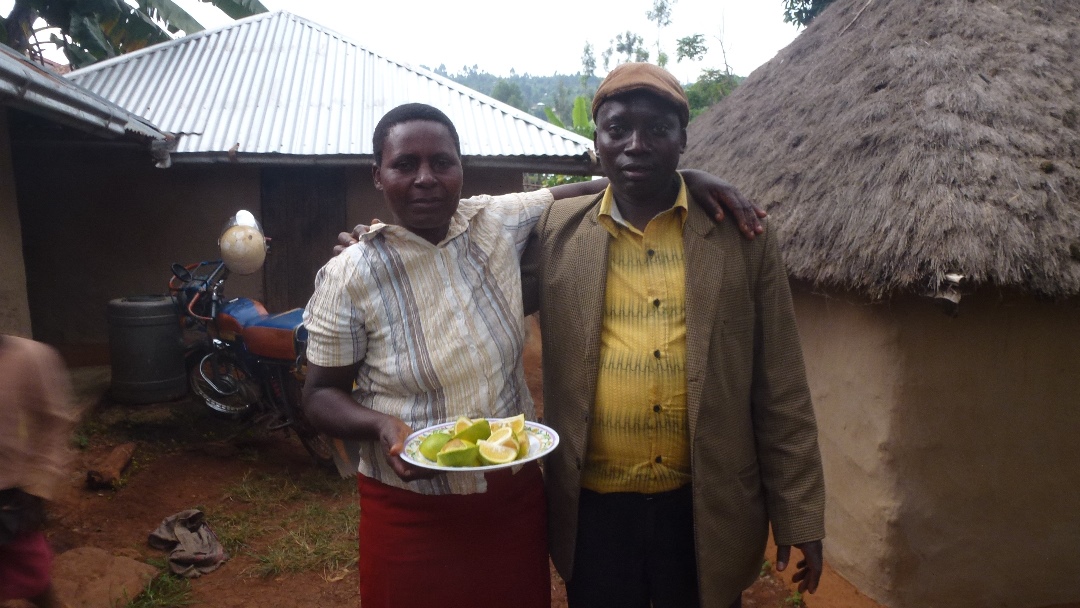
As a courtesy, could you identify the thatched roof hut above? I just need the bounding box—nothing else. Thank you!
[684,0,1080,300]
[682,2,1080,607]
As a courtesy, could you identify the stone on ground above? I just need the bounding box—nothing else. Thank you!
[51,547,159,608]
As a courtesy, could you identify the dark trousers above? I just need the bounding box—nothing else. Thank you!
[566,485,741,608]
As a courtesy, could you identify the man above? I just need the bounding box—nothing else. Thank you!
[0,335,77,608]
[521,63,826,608]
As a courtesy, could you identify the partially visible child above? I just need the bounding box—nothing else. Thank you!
[0,335,78,608]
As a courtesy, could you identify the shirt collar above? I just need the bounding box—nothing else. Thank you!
[598,174,688,237]
[357,199,482,246]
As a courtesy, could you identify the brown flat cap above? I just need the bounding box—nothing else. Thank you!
[591,62,690,127]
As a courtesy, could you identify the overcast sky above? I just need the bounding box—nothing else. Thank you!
[1,0,803,81]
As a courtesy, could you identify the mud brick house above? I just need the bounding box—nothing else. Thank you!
[0,43,168,342]
[10,11,593,357]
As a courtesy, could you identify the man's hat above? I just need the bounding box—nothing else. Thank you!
[591,62,690,127]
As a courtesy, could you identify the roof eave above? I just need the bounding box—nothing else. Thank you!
[169,152,599,174]
[1,60,160,142]
[1,45,172,166]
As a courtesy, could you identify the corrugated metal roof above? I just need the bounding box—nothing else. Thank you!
[0,43,167,144]
[66,12,594,171]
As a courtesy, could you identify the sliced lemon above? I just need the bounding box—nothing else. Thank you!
[436,438,480,467]
[504,414,526,434]
[477,440,518,465]
[452,418,491,444]
[418,431,452,461]
[515,429,530,459]
[487,427,514,446]
[453,416,473,435]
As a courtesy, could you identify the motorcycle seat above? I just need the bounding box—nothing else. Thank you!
[217,298,268,338]
[243,308,308,361]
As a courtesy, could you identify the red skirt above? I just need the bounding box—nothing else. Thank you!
[357,462,550,608]
[0,531,53,601]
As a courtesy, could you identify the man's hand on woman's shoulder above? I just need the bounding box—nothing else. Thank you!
[333,219,384,256]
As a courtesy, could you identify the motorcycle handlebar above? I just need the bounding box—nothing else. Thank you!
[169,260,228,322]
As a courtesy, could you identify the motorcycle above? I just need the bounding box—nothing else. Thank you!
[169,211,339,473]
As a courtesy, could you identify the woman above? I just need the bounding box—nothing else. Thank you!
[302,103,759,606]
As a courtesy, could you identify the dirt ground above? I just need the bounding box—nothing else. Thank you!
[42,413,880,608]
[4,336,885,608]
[25,352,885,608]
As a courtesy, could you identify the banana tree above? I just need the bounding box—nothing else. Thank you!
[543,94,594,140]
[1,0,267,68]
[540,94,595,187]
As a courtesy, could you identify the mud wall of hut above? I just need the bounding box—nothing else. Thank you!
[12,145,527,361]
[0,109,33,337]
[793,284,1080,608]
[13,146,263,360]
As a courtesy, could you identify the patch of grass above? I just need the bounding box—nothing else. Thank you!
[760,558,772,578]
[72,430,91,450]
[222,470,306,506]
[85,399,257,449]
[208,469,357,579]
[785,590,804,606]
[125,562,194,608]
[251,502,359,578]
[71,418,108,449]
[204,505,265,557]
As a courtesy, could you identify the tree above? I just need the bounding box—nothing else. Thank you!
[1,0,267,68]
[782,0,836,27]
[550,79,574,126]
[676,34,708,63]
[679,28,738,119]
[538,95,594,187]
[543,95,593,140]
[646,0,674,67]
[685,68,739,119]
[491,78,527,112]
[613,31,649,64]
[580,42,596,92]
[574,1,746,123]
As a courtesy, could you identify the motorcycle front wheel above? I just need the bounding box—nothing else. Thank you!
[190,352,259,418]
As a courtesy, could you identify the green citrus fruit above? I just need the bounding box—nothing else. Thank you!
[453,416,473,435]
[436,438,480,467]
[418,431,452,461]
[452,418,491,444]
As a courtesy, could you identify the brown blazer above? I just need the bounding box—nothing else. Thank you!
[522,192,826,607]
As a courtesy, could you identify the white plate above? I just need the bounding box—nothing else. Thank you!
[400,419,560,472]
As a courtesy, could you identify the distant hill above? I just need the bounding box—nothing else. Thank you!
[426,64,602,123]
[426,64,745,126]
